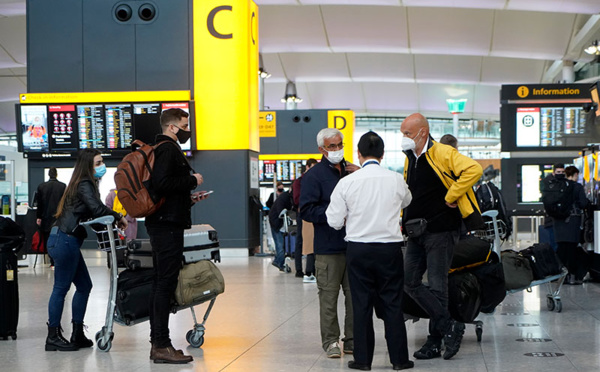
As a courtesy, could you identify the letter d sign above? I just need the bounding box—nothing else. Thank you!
[333,116,346,130]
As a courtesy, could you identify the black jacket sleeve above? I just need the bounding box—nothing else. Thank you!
[152,143,197,194]
[299,171,327,224]
[77,180,120,220]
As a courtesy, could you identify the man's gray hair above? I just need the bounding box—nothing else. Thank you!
[316,128,344,147]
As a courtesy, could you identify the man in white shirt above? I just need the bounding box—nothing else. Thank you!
[326,131,414,371]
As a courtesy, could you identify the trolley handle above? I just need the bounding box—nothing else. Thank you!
[481,210,499,218]
[80,215,115,226]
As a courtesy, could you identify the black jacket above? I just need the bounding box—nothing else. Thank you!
[145,135,198,229]
[35,178,66,232]
[268,192,293,231]
[55,178,121,240]
[299,156,348,255]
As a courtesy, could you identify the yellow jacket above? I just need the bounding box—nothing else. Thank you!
[404,139,484,228]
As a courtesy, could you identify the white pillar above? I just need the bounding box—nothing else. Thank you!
[453,113,459,137]
[561,60,575,83]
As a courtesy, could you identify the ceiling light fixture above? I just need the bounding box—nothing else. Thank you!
[258,54,271,79]
[584,40,600,55]
[281,81,302,104]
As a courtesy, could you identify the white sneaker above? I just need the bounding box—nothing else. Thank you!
[326,341,341,358]
[303,275,316,283]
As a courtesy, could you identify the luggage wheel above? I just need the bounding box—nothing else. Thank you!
[95,329,114,352]
[546,296,562,312]
[475,322,483,342]
[186,329,205,348]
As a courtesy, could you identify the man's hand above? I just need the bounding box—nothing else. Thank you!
[346,163,360,173]
[193,173,203,186]
[446,201,458,208]
[191,191,210,205]
[36,218,41,226]
[117,216,128,230]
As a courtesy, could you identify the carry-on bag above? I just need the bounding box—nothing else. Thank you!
[450,235,491,273]
[470,252,506,313]
[448,271,482,323]
[520,243,563,280]
[0,235,23,340]
[183,224,220,264]
[501,250,534,290]
[115,268,155,325]
[124,239,153,270]
[175,260,225,306]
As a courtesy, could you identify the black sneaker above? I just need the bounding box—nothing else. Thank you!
[413,336,441,359]
[443,320,465,360]
[295,271,304,278]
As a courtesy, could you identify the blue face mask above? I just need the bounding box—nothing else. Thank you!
[94,164,107,179]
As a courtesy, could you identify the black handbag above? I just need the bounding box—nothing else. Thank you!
[404,218,427,238]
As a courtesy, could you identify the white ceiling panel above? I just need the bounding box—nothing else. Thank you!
[305,82,365,110]
[0,1,25,17]
[506,0,600,14]
[263,81,313,110]
[321,6,409,53]
[408,7,494,56]
[301,0,400,4]
[472,84,501,117]
[481,56,546,84]
[278,53,351,81]
[259,6,330,53]
[492,10,575,60]
[418,83,475,115]
[0,16,26,64]
[0,76,25,102]
[362,82,419,112]
[414,54,482,84]
[403,0,506,10]
[261,53,287,83]
[347,53,414,82]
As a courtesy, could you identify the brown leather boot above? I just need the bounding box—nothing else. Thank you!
[152,346,193,364]
[150,344,188,360]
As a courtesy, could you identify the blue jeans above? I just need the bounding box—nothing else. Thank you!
[404,230,458,340]
[270,226,285,268]
[47,230,92,327]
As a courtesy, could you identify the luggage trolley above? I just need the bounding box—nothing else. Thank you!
[82,216,221,352]
[479,211,569,313]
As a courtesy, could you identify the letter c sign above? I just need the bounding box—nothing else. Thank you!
[208,5,233,39]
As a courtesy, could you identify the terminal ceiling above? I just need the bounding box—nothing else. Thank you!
[1,0,600,133]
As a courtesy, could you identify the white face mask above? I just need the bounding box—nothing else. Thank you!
[326,149,345,164]
[401,129,422,151]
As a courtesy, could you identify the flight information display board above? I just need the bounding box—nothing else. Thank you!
[515,106,587,147]
[260,159,307,185]
[16,100,192,158]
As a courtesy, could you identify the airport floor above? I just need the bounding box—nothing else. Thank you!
[3,238,600,372]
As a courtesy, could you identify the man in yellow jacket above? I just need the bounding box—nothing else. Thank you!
[401,113,483,361]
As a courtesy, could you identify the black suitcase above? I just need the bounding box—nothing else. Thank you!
[107,248,127,269]
[0,236,22,340]
[520,243,563,280]
[115,268,154,325]
[124,240,153,270]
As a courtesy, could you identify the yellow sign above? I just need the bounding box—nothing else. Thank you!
[516,86,529,98]
[19,90,191,104]
[193,0,259,151]
[259,111,276,137]
[328,110,355,163]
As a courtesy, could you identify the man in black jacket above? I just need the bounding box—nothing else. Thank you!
[35,167,66,265]
[300,128,359,358]
[146,108,205,364]
[268,186,293,271]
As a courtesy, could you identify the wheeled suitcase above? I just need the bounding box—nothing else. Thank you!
[0,236,22,340]
[183,224,220,263]
[124,239,153,270]
[114,268,154,325]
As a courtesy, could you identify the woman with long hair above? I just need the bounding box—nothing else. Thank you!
[45,149,127,351]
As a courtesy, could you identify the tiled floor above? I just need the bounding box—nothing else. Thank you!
[3,244,600,372]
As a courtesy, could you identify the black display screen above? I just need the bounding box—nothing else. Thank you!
[105,104,133,149]
[133,103,161,145]
[48,104,78,150]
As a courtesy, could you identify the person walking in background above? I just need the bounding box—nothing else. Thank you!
[401,113,483,361]
[46,149,128,352]
[439,134,458,149]
[554,166,588,285]
[292,158,318,282]
[268,184,293,272]
[35,167,66,267]
[105,189,138,241]
[327,131,414,371]
[300,127,359,358]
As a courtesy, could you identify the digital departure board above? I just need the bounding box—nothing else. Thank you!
[105,104,133,149]
[260,159,308,185]
[516,106,587,147]
[133,103,161,145]
[78,104,106,149]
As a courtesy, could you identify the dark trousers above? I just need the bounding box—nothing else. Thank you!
[294,217,315,275]
[147,226,184,348]
[557,241,586,280]
[404,230,458,340]
[347,241,409,366]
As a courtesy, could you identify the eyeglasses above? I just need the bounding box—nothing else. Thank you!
[324,142,344,151]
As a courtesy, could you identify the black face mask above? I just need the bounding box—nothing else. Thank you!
[176,128,191,144]
[277,188,284,192]
[555,173,566,179]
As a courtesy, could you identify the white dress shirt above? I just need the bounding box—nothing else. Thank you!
[326,160,412,243]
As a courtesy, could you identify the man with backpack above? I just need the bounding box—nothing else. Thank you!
[145,108,206,364]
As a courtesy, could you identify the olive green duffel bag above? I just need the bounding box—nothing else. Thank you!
[175,260,225,306]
